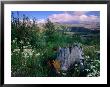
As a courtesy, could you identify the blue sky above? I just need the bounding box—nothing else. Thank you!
[12,11,64,19]
[12,11,100,23]
[86,11,100,16]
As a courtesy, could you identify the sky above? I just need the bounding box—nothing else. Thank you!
[12,11,100,24]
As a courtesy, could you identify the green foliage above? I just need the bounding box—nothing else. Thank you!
[11,12,100,77]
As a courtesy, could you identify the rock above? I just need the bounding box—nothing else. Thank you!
[57,44,84,72]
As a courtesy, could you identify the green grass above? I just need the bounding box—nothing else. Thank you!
[11,14,100,77]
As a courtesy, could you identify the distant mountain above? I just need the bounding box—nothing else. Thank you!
[60,21,80,24]
[81,22,100,30]
[55,21,100,30]
[37,21,100,32]
[69,27,100,34]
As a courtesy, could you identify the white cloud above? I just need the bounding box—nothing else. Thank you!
[49,13,74,22]
[73,11,88,16]
[80,15,88,21]
[37,19,46,23]
[90,15,99,20]
[48,11,99,23]
[79,15,99,22]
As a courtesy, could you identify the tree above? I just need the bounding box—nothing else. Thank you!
[44,19,56,43]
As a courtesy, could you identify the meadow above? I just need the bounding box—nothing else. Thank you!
[11,13,100,77]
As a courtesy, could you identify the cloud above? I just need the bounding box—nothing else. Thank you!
[37,19,46,23]
[49,13,74,22]
[80,15,99,22]
[48,11,99,23]
[73,11,88,16]
[80,15,88,20]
